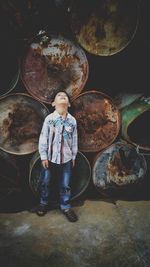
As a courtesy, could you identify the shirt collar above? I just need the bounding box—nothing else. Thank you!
[53,110,71,120]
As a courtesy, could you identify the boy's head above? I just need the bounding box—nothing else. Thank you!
[52,91,71,108]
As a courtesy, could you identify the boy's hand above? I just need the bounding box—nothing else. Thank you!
[72,160,75,168]
[42,160,49,169]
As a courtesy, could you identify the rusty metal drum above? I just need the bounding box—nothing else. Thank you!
[121,96,150,152]
[70,0,139,56]
[29,151,91,200]
[92,141,147,196]
[0,149,20,202]
[72,91,120,152]
[0,93,49,155]
[21,34,89,104]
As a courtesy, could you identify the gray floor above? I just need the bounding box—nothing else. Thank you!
[0,199,150,267]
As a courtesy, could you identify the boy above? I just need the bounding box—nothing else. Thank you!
[37,91,78,222]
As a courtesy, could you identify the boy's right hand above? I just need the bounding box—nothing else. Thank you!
[42,160,49,169]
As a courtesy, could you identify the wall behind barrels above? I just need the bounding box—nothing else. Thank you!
[0,0,150,210]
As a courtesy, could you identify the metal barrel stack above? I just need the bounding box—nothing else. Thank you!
[0,0,149,209]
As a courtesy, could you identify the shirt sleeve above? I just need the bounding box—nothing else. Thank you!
[72,120,78,160]
[38,117,50,160]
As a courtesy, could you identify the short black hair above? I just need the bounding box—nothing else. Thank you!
[51,90,71,103]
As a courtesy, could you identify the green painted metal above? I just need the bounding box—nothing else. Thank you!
[121,97,150,151]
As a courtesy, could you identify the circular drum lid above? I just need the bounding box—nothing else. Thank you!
[0,93,49,155]
[92,141,147,194]
[21,35,89,104]
[72,91,120,152]
[70,0,139,56]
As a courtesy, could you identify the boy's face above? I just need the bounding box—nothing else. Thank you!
[52,92,70,107]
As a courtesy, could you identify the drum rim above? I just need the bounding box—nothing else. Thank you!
[20,34,89,104]
[92,141,147,193]
[70,0,140,56]
[0,93,49,155]
[72,90,121,152]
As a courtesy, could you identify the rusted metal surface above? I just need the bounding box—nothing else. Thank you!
[0,93,49,155]
[21,35,89,104]
[29,151,91,200]
[0,149,20,201]
[72,91,120,152]
[70,0,139,56]
[121,96,150,152]
[92,141,147,195]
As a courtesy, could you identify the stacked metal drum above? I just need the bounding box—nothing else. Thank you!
[0,0,149,209]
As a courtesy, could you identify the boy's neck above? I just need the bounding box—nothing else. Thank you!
[55,106,68,118]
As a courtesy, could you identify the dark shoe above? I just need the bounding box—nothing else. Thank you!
[29,205,39,213]
[62,208,78,222]
[36,204,47,216]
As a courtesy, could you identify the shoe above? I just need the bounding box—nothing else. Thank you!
[36,204,47,216]
[62,208,78,222]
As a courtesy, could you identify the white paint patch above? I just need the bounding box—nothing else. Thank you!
[13,224,30,236]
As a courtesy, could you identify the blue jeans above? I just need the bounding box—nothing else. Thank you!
[39,160,72,210]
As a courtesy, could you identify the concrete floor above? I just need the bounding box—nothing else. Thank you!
[0,198,150,267]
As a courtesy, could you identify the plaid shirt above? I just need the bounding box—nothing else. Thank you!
[38,110,78,164]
